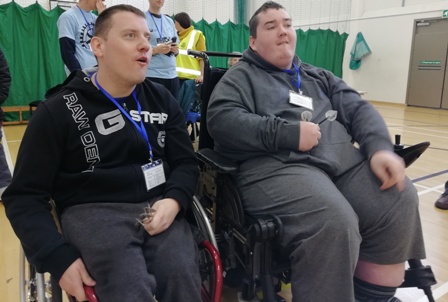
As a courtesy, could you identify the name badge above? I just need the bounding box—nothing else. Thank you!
[289,90,314,110]
[141,159,166,191]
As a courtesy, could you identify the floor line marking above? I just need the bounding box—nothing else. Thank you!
[417,184,445,196]
[413,170,448,183]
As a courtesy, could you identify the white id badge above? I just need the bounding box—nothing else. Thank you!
[289,90,314,110]
[141,159,166,191]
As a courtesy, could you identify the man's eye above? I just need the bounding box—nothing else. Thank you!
[126,33,135,38]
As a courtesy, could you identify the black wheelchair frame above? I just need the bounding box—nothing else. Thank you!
[190,50,437,302]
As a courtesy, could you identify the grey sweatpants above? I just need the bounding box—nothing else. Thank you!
[236,156,425,302]
[61,201,201,302]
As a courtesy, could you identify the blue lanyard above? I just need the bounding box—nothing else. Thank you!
[77,6,94,35]
[283,62,301,90]
[150,13,163,39]
[93,74,154,161]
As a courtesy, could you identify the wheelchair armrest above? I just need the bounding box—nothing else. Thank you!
[394,141,430,168]
[197,148,239,174]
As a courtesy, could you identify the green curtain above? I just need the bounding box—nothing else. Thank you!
[193,19,250,69]
[0,2,66,122]
[296,29,348,79]
[0,2,347,122]
[234,0,246,25]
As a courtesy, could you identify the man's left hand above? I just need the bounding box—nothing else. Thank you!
[142,198,181,235]
[370,150,406,191]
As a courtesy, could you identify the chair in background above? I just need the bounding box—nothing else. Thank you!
[28,100,42,116]
[28,83,64,117]
[186,111,201,143]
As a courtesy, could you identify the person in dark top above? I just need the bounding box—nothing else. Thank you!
[207,2,425,301]
[3,5,201,302]
[435,180,448,209]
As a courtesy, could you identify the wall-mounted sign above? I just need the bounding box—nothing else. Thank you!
[420,60,442,65]
[443,9,448,18]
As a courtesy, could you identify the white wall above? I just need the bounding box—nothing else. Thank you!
[0,0,236,24]
[343,0,448,103]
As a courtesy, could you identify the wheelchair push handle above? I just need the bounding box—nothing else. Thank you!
[187,49,208,60]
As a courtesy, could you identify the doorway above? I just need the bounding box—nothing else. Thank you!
[407,18,448,109]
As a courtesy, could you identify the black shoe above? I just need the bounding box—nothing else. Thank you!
[435,192,448,210]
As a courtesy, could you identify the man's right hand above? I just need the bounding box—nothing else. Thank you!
[154,43,172,55]
[59,258,96,301]
[298,121,321,151]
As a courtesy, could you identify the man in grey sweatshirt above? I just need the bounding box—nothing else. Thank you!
[207,1,425,301]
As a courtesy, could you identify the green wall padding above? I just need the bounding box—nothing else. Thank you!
[0,2,66,122]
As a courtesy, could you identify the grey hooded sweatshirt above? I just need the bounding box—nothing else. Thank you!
[207,48,393,177]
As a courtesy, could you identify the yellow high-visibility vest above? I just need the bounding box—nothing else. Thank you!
[176,30,202,80]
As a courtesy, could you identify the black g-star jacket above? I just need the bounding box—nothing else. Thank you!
[3,70,199,280]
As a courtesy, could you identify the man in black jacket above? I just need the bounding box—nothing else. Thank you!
[3,5,201,302]
[0,47,12,199]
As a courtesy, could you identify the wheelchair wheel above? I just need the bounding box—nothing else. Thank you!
[189,196,223,302]
[25,266,60,302]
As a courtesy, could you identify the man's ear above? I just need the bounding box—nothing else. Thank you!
[249,36,256,51]
[90,36,103,58]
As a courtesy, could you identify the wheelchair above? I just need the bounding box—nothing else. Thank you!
[189,50,437,302]
[19,201,223,302]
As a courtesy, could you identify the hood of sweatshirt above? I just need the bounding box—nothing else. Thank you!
[240,47,301,76]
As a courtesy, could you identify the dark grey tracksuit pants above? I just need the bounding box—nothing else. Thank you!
[61,201,201,302]
[236,156,425,302]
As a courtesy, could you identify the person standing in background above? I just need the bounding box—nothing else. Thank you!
[57,0,106,75]
[435,180,448,209]
[0,47,12,200]
[145,0,180,99]
[174,12,206,86]
[228,51,242,68]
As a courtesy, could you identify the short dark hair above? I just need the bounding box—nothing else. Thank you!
[248,1,285,38]
[94,4,145,38]
[174,12,191,29]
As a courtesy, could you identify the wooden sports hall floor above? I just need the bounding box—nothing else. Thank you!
[1,101,448,302]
